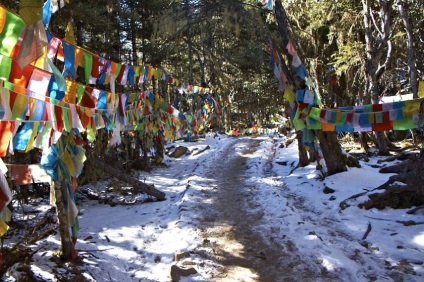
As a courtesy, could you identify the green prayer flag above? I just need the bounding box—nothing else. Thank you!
[0,9,26,56]
[63,107,71,132]
[76,84,85,102]
[393,118,417,130]
[0,55,12,80]
[83,52,92,84]
[363,104,373,113]
[293,108,306,130]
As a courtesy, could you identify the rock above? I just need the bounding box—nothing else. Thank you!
[174,251,190,261]
[154,255,161,263]
[323,186,335,194]
[170,265,197,282]
[169,146,189,158]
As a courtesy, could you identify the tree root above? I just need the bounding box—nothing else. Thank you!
[359,183,424,210]
[362,222,372,240]
[379,158,418,174]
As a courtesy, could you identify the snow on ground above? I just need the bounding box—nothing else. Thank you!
[2,133,424,281]
[247,136,424,281]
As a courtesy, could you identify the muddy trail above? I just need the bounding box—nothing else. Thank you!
[188,138,337,282]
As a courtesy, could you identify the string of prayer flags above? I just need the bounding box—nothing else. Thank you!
[295,98,424,132]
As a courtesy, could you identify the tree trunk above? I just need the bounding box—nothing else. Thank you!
[273,0,297,87]
[186,0,194,85]
[315,131,348,175]
[53,180,72,260]
[91,158,166,201]
[130,18,138,66]
[397,0,418,98]
[296,130,310,167]
[362,0,393,155]
[375,131,389,155]
[273,1,350,173]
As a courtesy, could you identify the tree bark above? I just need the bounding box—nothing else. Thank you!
[53,180,72,260]
[315,131,348,175]
[296,130,310,167]
[186,0,194,85]
[397,0,418,98]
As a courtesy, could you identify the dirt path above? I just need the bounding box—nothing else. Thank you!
[190,138,329,282]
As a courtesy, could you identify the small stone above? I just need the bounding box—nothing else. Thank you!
[323,186,335,194]
[174,251,190,262]
[154,255,161,263]
[182,261,196,266]
[170,265,197,282]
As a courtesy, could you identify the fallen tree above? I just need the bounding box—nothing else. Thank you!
[91,157,166,201]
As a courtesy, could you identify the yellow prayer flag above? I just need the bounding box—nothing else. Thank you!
[65,80,77,104]
[75,47,84,69]
[403,99,420,114]
[25,122,39,152]
[418,81,424,98]
[335,111,343,123]
[31,45,48,69]
[284,87,296,104]
[0,220,9,237]
[368,112,375,124]
[65,22,76,44]
[60,150,76,177]
[19,0,43,25]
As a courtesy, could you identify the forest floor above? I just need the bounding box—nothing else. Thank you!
[1,134,423,281]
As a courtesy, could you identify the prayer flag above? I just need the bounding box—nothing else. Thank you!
[418,81,424,98]
[83,52,92,84]
[42,0,52,28]
[0,7,26,57]
[0,55,12,80]
[19,0,43,25]
[0,121,14,157]
[65,21,76,44]
[16,20,48,69]
[62,42,76,79]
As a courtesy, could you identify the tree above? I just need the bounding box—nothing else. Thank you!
[362,0,396,155]
[273,0,356,175]
[396,0,418,98]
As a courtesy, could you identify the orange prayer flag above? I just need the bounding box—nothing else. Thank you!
[0,121,14,157]
[321,122,335,132]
